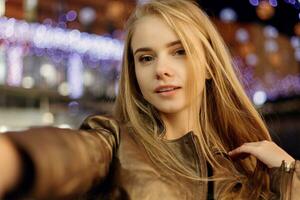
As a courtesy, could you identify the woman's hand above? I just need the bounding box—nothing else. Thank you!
[0,135,22,198]
[228,140,295,168]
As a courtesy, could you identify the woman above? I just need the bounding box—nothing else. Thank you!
[0,0,299,199]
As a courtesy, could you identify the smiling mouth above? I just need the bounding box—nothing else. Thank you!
[156,87,181,93]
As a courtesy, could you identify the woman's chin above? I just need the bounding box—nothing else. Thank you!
[155,106,185,115]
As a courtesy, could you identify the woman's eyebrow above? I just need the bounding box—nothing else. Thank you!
[133,40,182,55]
[165,40,182,48]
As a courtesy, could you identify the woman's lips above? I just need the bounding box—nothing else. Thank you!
[155,85,181,92]
[155,86,181,97]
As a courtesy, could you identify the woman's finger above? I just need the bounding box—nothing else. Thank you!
[228,141,261,156]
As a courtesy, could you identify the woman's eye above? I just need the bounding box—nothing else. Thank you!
[174,48,186,56]
[138,55,154,63]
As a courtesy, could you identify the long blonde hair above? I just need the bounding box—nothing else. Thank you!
[114,0,272,198]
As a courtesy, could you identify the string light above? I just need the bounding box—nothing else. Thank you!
[264,40,279,53]
[0,0,5,17]
[290,36,300,48]
[79,7,96,26]
[58,124,72,129]
[66,10,77,22]
[233,56,300,100]
[22,76,35,89]
[7,46,23,86]
[294,22,300,36]
[251,0,300,9]
[0,126,8,133]
[294,47,300,61]
[219,8,237,22]
[235,28,250,43]
[138,0,150,5]
[40,63,57,86]
[253,90,267,106]
[42,112,54,125]
[256,1,275,20]
[58,82,69,96]
[269,0,278,7]
[0,45,6,84]
[0,17,124,61]
[249,0,259,6]
[263,25,279,38]
[245,54,258,66]
[285,0,296,5]
[68,53,83,99]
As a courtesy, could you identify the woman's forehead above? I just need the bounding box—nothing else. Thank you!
[131,15,180,51]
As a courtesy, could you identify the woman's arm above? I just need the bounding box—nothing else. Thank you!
[229,141,300,199]
[1,115,120,199]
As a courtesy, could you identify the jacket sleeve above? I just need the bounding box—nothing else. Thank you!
[211,149,251,199]
[212,148,300,200]
[4,115,120,199]
[269,160,300,200]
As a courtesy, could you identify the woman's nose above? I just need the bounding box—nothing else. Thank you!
[155,57,173,80]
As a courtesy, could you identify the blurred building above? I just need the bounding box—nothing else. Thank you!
[0,0,135,130]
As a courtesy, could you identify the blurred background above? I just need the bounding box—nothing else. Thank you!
[0,0,299,158]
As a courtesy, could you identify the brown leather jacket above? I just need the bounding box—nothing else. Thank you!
[4,115,300,200]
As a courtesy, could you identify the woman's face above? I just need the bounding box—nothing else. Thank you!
[131,15,204,115]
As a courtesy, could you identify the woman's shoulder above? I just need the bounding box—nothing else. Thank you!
[80,115,120,133]
[80,115,121,147]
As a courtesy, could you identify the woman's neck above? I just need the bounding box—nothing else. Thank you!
[160,110,194,140]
